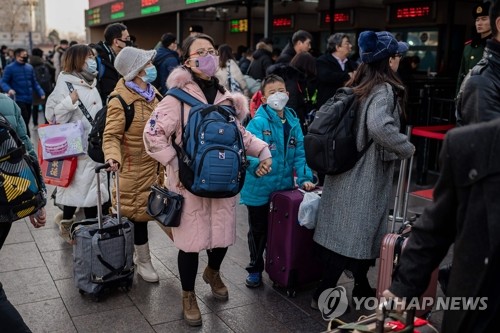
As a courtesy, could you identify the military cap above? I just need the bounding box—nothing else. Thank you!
[473,2,491,19]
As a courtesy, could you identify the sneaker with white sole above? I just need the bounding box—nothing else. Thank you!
[245,272,262,288]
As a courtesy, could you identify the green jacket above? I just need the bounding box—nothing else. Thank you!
[456,35,491,93]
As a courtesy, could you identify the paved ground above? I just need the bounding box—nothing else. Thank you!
[0,118,446,332]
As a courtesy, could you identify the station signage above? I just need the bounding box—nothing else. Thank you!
[110,1,125,19]
[322,10,352,24]
[389,1,436,23]
[86,7,102,26]
[273,16,294,29]
[141,0,160,15]
[319,9,353,28]
[230,19,248,33]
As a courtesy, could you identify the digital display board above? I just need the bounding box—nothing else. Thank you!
[230,19,248,33]
[86,0,230,27]
[110,1,125,20]
[273,16,294,29]
[389,1,435,23]
[319,10,353,28]
[86,7,101,26]
[324,11,351,24]
[141,0,160,15]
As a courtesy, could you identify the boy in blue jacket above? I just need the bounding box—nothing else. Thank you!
[240,74,315,288]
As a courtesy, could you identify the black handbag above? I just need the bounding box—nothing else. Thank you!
[146,164,183,227]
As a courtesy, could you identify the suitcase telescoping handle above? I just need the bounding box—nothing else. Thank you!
[390,126,414,234]
[95,163,121,230]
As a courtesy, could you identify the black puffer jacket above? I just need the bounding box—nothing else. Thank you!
[458,39,500,125]
[94,41,121,105]
[247,49,273,80]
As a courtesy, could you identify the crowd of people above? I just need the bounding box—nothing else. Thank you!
[0,1,499,331]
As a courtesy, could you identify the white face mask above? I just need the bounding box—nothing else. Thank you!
[266,92,289,111]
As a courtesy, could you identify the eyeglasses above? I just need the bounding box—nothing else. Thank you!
[189,49,218,57]
[394,53,404,59]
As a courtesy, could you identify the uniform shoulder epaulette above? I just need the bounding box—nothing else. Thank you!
[464,39,472,45]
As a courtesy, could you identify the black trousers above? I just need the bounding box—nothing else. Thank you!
[178,247,228,291]
[16,102,32,137]
[0,224,32,332]
[313,245,374,301]
[62,205,98,220]
[132,221,148,246]
[245,204,270,274]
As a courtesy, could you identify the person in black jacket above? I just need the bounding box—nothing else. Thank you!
[457,1,500,126]
[93,23,131,104]
[316,33,357,108]
[247,41,273,80]
[384,118,500,333]
[275,30,312,65]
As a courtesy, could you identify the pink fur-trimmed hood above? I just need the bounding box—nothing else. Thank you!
[166,66,249,122]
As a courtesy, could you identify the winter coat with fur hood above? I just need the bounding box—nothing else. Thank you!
[143,67,272,253]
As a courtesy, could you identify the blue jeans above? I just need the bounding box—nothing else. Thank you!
[0,224,32,333]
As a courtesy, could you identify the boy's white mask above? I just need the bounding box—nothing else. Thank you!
[267,92,289,111]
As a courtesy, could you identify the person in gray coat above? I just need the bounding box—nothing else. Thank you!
[311,31,415,308]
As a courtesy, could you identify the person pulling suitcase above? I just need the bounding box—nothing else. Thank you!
[240,74,315,288]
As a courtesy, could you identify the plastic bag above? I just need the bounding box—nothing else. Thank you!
[298,192,321,229]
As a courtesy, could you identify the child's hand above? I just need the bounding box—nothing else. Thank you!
[255,158,272,177]
[301,181,315,191]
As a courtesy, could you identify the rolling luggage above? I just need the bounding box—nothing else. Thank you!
[70,164,134,300]
[265,189,322,297]
[376,154,438,318]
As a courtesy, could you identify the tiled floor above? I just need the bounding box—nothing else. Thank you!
[0,187,445,333]
[0,121,445,332]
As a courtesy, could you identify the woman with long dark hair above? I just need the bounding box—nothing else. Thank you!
[311,31,415,308]
[143,34,271,327]
[215,44,249,96]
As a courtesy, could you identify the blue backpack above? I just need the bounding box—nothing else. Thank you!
[166,88,247,198]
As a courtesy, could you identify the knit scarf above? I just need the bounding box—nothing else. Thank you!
[125,81,155,102]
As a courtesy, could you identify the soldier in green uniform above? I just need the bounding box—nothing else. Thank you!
[456,2,492,93]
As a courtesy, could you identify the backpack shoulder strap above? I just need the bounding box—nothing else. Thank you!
[108,94,135,131]
[166,88,203,107]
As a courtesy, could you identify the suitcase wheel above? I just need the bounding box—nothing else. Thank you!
[286,289,297,298]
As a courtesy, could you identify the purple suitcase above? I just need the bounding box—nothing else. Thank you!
[265,189,322,296]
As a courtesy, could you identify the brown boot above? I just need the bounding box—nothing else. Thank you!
[182,291,202,326]
[202,266,228,300]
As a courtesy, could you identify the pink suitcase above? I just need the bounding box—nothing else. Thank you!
[376,151,438,317]
[265,189,322,297]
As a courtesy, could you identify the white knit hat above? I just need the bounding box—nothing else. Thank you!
[114,47,156,81]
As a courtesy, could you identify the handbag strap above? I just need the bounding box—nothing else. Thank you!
[65,81,94,124]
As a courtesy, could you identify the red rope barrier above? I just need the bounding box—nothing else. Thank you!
[411,125,455,140]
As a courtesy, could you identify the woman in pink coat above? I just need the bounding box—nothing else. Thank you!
[143,34,272,327]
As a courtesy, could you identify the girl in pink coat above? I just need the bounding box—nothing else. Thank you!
[143,34,272,327]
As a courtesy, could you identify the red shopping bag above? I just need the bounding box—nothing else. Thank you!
[37,124,77,187]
